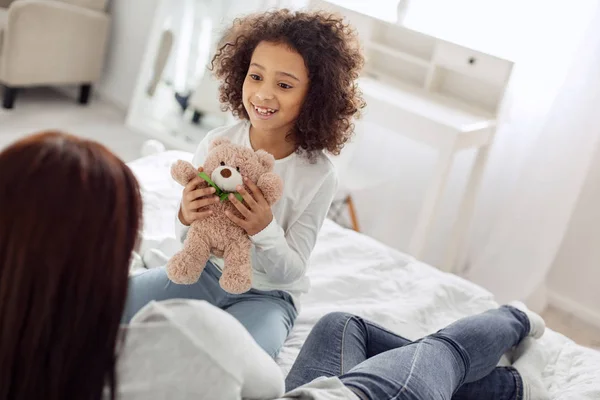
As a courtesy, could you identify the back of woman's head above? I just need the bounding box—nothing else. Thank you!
[0,131,142,400]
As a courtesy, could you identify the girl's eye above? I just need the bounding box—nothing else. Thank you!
[249,74,261,81]
[236,167,240,172]
[220,161,225,166]
[278,83,292,89]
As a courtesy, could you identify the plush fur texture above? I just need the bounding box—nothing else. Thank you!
[168,138,283,294]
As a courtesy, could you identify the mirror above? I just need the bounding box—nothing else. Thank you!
[126,0,301,151]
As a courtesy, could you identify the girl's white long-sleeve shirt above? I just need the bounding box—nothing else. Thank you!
[175,120,337,306]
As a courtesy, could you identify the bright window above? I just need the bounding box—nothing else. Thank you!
[327,0,597,60]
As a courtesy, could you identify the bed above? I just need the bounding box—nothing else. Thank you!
[128,150,600,399]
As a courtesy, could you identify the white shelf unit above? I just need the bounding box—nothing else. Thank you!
[354,12,511,117]
[311,0,514,272]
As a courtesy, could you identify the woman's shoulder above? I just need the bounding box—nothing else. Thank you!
[118,300,244,398]
[123,300,255,372]
[130,299,247,335]
[120,299,283,398]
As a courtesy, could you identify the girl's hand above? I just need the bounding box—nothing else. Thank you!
[226,177,273,236]
[178,167,220,226]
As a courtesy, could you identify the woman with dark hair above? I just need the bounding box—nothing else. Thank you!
[0,131,142,400]
[0,131,548,400]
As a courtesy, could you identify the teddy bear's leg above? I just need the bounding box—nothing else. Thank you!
[219,237,252,294]
[166,223,211,284]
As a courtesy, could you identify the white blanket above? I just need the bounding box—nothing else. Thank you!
[128,151,600,399]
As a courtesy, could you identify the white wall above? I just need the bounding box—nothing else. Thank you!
[98,0,159,110]
[547,137,600,327]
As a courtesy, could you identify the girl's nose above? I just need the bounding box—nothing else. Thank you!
[255,87,274,101]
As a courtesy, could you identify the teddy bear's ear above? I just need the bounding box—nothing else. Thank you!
[209,137,231,150]
[256,150,275,170]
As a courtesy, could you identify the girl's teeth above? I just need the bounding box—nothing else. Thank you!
[255,106,275,115]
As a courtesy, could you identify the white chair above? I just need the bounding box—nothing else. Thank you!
[0,0,110,109]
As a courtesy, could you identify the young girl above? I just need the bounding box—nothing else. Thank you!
[123,9,365,357]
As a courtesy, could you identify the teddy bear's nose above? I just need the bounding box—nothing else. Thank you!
[220,168,232,178]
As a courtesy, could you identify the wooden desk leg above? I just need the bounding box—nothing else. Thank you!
[347,195,360,232]
[408,146,456,260]
[444,141,491,273]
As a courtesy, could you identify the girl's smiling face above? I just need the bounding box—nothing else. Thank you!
[242,41,309,135]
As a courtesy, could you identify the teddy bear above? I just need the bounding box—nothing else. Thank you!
[168,137,283,294]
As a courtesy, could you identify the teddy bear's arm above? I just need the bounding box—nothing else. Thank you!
[171,160,204,187]
[256,172,283,206]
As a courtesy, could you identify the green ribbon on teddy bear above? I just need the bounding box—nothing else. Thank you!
[198,171,244,203]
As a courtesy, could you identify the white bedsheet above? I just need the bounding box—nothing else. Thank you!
[128,151,600,399]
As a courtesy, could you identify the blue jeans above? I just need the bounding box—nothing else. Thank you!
[286,307,528,400]
[124,262,297,357]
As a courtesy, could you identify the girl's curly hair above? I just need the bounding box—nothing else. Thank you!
[211,9,365,159]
